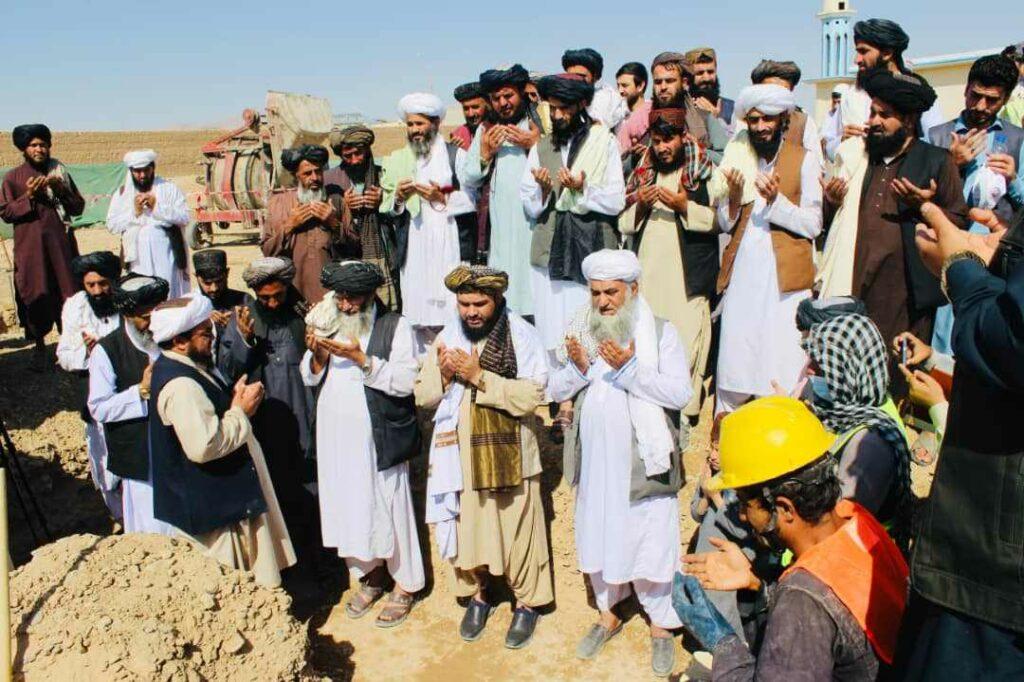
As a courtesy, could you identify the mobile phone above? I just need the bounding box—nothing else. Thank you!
[899,338,908,366]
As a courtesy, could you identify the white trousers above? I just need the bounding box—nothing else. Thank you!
[122,477,178,536]
[715,388,755,416]
[590,571,682,629]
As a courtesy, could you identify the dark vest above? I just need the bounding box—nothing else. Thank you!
[364,312,421,470]
[860,140,952,313]
[149,354,267,536]
[447,141,480,263]
[629,168,718,301]
[97,326,151,481]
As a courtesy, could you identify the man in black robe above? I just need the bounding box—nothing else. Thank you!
[193,249,250,371]
[0,124,85,370]
[220,255,317,567]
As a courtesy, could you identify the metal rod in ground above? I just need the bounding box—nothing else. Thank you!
[0,418,50,542]
[3,468,38,549]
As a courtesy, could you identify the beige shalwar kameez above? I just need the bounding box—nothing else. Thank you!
[155,352,296,588]
[415,342,554,607]
[621,168,715,417]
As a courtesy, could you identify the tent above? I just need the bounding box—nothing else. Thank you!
[0,162,126,239]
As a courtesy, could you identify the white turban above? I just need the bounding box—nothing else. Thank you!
[581,249,642,283]
[735,84,796,119]
[150,293,214,344]
[123,149,158,169]
[832,83,850,96]
[398,93,445,120]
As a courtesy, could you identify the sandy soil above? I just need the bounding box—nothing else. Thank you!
[0,222,938,680]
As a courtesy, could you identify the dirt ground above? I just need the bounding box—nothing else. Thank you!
[0,217,939,680]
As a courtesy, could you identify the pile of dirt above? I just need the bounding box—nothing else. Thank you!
[11,533,308,681]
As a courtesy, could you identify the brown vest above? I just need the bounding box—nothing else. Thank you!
[785,109,808,148]
[716,138,814,295]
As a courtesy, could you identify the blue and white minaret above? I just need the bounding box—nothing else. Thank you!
[819,0,856,78]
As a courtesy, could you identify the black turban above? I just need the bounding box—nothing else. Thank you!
[453,82,484,102]
[113,273,170,314]
[861,68,937,115]
[479,64,530,93]
[796,297,868,333]
[320,260,385,294]
[280,144,329,173]
[71,251,121,281]
[192,249,228,278]
[854,19,909,53]
[562,48,604,80]
[536,73,595,104]
[750,60,802,87]
[12,124,51,151]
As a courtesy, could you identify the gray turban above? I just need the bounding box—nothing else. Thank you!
[750,60,802,88]
[242,256,296,289]
[113,274,170,313]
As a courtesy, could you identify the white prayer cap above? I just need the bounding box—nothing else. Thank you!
[398,93,445,120]
[581,249,642,283]
[832,83,850,96]
[123,149,158,169]
[735,84,796,119]
[150,293,214,344]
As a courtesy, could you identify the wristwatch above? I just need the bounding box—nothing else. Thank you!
[940,250,986,299]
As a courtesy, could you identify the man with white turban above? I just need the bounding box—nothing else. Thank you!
[106,150,192,297]
[548,249,691,676]
[147,294,296,587]
[708,84,823,414]
[380,93,475,354]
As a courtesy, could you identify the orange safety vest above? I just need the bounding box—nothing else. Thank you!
[781,500,909,664]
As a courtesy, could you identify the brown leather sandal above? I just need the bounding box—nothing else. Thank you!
[344,584,384,619]
[375,591,415,629]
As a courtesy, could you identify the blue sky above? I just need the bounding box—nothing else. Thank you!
[2,0,1019,130]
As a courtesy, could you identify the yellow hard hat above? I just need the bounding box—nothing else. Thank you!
[709,396,835,492]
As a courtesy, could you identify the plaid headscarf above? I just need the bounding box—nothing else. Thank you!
[802,314,912,549]
[625,130,712,203]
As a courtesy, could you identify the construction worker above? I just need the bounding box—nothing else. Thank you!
[673,396,909,680]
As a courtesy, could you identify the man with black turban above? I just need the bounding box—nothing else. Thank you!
[324,126,401,311]
[214,255,317,575]
[563,48,629,131]
[263,144,359,305]
[415,264,552,649]
[1,123,86,369]
[822,18,944,158]
[56,251,124,519]
[819,67,967,388]
[192,249,251,370]
[521,73,625,369]
[447,83,487,263]
[88,273,174,535]
[301,259,424,626]
[463,64,542,314]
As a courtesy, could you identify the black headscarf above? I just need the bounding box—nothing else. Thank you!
[113,274,170,314]
[479,64,530,93]
[861,68,937,115]
[562,48,604,80]
[71,251,121,281]
[454,82,484,102]
[192,249,228,279]
[280,145,329,173]
[12,124,51,151]
[536,73,595,104]
[854,19,910,70]
[320,260,385,294]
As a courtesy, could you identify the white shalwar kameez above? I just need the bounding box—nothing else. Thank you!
[715,148,823,413]
[106,177,192,297]
[87,322,176,535]
[548,316,691,629]
[392,136,473,353]
[519,133,626,352]
[57,291,122,517]
[300,310,425,592]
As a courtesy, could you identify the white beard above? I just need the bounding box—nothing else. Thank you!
[335,307,374,341]
[296,184,326,205]
[588,292,636,346]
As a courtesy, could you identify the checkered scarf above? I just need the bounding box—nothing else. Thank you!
[802,314,912,549]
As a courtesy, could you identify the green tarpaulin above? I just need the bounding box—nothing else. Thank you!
[0,162,126,239]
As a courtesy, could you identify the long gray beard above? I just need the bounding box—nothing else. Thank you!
[409,128,437,158]
[335,307,374,340]
[297,184,326,205]
[588,292,636,345]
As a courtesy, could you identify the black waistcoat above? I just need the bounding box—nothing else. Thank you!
[97,326,151,480]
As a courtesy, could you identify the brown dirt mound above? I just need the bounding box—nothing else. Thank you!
[11,533,308,681]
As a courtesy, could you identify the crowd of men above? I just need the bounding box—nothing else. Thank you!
[3,16,1024,680]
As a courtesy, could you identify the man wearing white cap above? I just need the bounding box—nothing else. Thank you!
[709,84,823,414]
[380,93,474,354]
[106,150,191,297]
[548,249,690,676]
[147,294,296,587]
